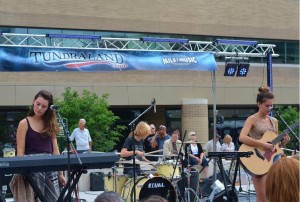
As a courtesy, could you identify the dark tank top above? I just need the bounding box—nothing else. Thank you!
[25,118,53,155]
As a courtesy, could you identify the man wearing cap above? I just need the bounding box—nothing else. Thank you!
[150,125,170,152]
[203,134,222,154]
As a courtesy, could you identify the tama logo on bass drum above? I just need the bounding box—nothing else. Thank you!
[148,183,165,188]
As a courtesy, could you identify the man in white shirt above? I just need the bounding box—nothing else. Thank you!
[69,118,92,153]
[204,134,221,154]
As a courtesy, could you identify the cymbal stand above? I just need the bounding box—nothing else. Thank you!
[112,166,118,193]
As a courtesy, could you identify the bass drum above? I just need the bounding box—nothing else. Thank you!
[121,176,177,202]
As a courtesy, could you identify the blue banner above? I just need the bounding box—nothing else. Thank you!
[0,47,217,72]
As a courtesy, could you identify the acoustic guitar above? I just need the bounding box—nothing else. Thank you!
[239,120,299,175]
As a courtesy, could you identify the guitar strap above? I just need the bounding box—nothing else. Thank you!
[268,116,276,132]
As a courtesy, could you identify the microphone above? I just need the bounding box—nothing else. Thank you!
[50,105,60,110]
[152,98,156,113]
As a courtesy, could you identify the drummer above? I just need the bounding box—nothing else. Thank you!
[163,130,184,160]
[120,121,151,177]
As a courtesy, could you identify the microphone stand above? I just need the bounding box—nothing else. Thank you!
[128,99,155,202]
[55,109,82,202]
[274,110,299,142]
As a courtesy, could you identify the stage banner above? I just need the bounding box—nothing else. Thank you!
[0,46,217,72]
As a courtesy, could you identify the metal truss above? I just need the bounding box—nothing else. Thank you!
[0,33,278,57]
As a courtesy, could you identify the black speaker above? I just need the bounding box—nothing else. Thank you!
[216,171,232,185]
[0,173,13,197]
[200,178,214,197]
[90,172,104,191]
[177,171,199,202]
[213,189,238,202]
[200,171,232,198]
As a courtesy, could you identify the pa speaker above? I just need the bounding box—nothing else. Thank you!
[213,189,238,202]
[90,172,104,191]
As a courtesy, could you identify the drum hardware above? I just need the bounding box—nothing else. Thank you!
[177,141,206,144]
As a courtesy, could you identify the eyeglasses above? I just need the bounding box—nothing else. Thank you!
[151,128,155,130]
[191,134,196,136]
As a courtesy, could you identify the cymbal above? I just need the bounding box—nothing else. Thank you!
[115,160,157,165]
[176,141,205,144]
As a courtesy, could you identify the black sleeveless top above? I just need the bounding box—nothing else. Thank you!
[25,118,53,155]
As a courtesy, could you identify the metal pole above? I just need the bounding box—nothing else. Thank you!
[267,50,273,91]
[212,70,217,182]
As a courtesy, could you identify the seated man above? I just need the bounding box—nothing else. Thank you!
[203,133,221,154]
[163,130,184,159]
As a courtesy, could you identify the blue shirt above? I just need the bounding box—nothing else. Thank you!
[155,134,171,150]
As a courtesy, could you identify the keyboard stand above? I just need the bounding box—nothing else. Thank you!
[24,167,86,202]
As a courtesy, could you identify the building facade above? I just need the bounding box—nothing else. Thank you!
[0,0,298,150]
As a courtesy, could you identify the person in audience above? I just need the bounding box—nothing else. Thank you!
[144,124,158,161]
[221,134,235,151]
[94,191,124,202]
[203,133,221,153]
[69,118,92,153]
[266,157,299,202]
[185,131,209,178]
[150,125,170,152]
[163,130,184,158]
[140,195,168,202]
[120,121,151,177]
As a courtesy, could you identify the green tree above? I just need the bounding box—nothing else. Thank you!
[274,106,299,153]
[56,87,126,152]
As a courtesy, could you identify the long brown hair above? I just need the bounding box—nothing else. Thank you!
[266,157,300,202]
[28,90,59,137]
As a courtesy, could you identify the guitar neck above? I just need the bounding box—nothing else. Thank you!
[271,121,300,145]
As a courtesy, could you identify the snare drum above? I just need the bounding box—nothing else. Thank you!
[121,176,176,202]
[156,161,181,179]
[104,175,128,195]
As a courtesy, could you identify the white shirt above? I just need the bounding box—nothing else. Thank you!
[204,139,221,153]
[190,144,198,155]
[69,128,92,150]
[221,142,235,151]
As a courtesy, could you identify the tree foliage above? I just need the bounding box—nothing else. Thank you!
[274,106,299,153]
[56,87,126,152]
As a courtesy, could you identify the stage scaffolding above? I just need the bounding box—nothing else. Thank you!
[0,33,278,182]
[0,33,278,58]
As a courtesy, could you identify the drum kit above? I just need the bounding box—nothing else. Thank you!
[105,142,205,202]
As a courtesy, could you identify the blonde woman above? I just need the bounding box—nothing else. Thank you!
[221,134,235,151]
[121,121,151,177]
[184,131,209,178]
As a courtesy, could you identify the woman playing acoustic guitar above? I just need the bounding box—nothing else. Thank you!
[239,86,290,202]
